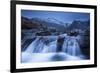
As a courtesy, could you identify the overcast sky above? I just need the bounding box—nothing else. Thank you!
[21,10,90,23]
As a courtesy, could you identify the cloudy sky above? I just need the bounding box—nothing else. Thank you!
[21,10,90,23]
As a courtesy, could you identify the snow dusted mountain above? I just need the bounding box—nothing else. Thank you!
[22,16,67,32]
[21,16,90,36]
[31,17,67,31]
[46,18,65,25]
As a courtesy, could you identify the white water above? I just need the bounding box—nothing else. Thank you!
[22,34,85,63]
[62,37,81,56]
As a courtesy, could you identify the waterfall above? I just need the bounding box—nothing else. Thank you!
[25,38,40,53]
[62,36,82,56]
[68,38,80,55]
[25,36,58,53]
[25,35,82,56]
[42,40,57,53]
[22,34,84,63]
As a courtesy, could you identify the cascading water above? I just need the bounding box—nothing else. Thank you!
[25,38,40,53]
[62,36,82,56]
[22,34,85,63]
[42,39,57,53]
[25,36,58,53]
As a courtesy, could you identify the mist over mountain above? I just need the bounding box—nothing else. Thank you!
[21,16,90,36]
[22,16,67,32]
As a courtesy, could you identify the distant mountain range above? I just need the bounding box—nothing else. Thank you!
[21,16,90,32]
[22,16,67,32]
